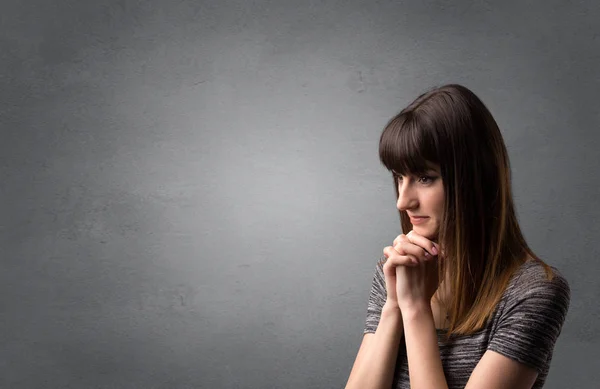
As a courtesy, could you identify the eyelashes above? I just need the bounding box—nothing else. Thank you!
[418,175,437,184]
[394,173,438,185]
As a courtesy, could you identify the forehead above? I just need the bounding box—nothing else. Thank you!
[379,120,439,175]
[391,162,440,175]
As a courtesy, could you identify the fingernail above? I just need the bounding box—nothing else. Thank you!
[431,246,438,255]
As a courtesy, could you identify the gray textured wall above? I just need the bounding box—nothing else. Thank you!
[1,0,598,388]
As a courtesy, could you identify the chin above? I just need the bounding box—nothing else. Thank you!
[411,225,439,240]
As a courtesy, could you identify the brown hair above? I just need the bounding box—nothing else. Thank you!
[379,84,554,337]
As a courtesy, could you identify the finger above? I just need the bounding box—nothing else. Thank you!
[383,245,401,259]
[393,235,414,255]
[388,253,419,266]
[393,235,432,263]
[392,234,407,249]
[393,234,410,249]
[395,240,432,262]
[406,230,440,256]
[383,246,418,266]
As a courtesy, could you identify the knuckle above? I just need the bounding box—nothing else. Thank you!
[383,247,393,259]
[383,259,394,272]
[395,243,405,254]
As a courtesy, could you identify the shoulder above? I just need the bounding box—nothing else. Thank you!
[503,259,571,309]
[487,259,571,373]
[491,258,571,341]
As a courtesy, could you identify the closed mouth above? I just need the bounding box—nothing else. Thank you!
[409,216,430,224]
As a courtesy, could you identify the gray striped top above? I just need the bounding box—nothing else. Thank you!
[363,259,570,389]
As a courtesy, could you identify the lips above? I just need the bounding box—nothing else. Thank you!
[409,216,429,225]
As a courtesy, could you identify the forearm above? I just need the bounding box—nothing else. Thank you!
[346,303,404,389]
[402,303,448,389]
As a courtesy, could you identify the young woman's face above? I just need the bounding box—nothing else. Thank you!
[395,165,445,240]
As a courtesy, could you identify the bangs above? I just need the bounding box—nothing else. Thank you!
[379,112,439,176]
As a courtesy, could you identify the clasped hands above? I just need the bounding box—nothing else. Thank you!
[382,230,441,313]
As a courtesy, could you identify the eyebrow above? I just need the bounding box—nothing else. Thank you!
[391,168,439,176]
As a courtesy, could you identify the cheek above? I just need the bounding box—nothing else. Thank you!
[436,196,444,212]
[433,191,445,218]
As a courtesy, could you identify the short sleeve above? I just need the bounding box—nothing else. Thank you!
[487,267,571,373]
[363,256,388,334]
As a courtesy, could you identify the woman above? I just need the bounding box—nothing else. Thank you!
[345,84,570,389]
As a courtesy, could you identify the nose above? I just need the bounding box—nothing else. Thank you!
[396,179,418,211]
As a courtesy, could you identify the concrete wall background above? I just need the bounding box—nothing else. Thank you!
[1,0,598,387]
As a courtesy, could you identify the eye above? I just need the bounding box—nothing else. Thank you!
[418,175,436,184]
[392,171,403,181]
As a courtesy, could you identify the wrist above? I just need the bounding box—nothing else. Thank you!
[400,300,433,323]
[381,302,404,337]
[382,301,403,319]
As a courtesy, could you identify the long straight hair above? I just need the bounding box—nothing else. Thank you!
[379,84,554,337]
